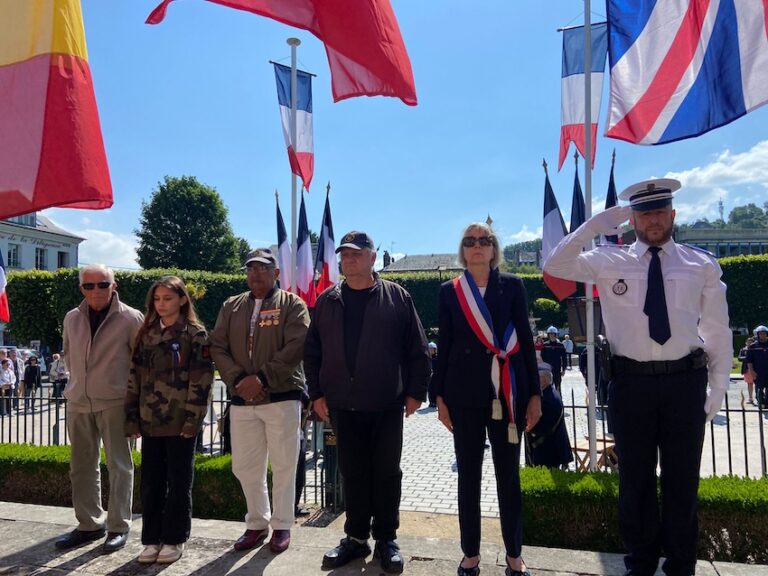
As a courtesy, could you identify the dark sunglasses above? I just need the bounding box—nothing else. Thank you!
[462,236,493,248]
[81,281,112,290]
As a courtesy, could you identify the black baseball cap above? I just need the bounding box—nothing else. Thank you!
[335,231,375,253]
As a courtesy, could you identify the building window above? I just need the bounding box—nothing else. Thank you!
[35,247,47,270]
[7,244,20,268]
[57,251,69,269]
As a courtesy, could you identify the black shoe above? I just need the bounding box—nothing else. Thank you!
[55,528,106,550]
[103,532,128,553]
[457,558,480,576]
[504,568,531,576]
[374,540,404,574]
[322,537,371,569]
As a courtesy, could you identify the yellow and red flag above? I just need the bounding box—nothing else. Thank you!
[0,0,112,219]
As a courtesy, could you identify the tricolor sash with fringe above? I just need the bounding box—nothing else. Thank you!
[453,271,520,443]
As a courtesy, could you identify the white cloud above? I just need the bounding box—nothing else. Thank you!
[76,229,139,270]
[505,225,542,243]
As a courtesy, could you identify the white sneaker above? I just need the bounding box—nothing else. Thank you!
[138,544,161,563]
[157,543,184,564]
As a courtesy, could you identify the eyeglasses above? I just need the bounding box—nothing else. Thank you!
[81,282,112,290]
[246,264,275,273]
[462,236,493,248]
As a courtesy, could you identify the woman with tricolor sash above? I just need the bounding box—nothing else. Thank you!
[433,223,541,576]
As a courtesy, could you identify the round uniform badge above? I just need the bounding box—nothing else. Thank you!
[612,279,628,295]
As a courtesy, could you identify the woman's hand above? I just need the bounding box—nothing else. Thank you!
[436,396,452,432]
[525,395,542,432]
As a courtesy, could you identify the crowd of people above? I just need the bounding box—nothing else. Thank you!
[31,177,753,576]
[0,347,59,415]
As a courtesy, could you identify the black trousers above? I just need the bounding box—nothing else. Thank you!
[331,407,403,541]
[450,403,523,559]
[608,367,707,576]
[140,435,196,545]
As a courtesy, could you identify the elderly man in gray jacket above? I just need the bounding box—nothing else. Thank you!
[55,265,143,553]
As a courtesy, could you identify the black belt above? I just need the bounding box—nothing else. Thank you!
[612,348,707,376]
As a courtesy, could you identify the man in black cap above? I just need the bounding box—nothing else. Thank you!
[304,231,430,574]
[544,179,731,576]
[210,248,310,555]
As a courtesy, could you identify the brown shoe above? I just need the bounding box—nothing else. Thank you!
[269,529,290,554]
[233,528,267,551]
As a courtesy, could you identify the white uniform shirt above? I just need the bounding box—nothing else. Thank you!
[544,222,732,391]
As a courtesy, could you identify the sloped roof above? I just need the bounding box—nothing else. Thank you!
[382,253,462,272]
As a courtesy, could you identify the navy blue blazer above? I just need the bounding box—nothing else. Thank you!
[432,268,540,421]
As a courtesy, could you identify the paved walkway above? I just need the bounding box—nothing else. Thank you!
[0,502,763,576]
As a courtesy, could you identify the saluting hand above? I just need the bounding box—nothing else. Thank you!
[586,205,632,236]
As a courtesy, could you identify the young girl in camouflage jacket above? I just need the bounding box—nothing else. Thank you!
[125,276,213,565]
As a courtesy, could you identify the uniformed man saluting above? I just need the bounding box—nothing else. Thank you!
[544,178,732,576]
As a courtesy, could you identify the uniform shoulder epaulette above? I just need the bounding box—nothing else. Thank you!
[680,243,716,258]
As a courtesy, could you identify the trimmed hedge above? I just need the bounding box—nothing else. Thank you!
[5,254,768,348]
[1,445,766,563]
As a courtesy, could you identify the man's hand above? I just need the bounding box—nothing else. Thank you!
[436,396,452,432]
[405,396,422,417]
[235,375,267,402]
[704,389,726,422]
[313,397,330,423]
[586,205,632,236]
[525,395,542,432]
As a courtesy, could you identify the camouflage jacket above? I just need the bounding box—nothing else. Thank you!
[125,318,213,437]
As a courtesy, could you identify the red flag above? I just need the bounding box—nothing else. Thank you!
[541,172,577,301]
[147,0,417,105]
[0,0,112,219]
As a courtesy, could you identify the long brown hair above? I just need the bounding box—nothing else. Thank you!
[135,276,202,348]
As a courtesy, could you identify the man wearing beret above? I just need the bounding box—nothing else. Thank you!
[304,231,430,574]
[544,179,732,576]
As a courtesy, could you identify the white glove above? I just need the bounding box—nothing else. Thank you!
[704,389,726,422]
[585,205,632,236]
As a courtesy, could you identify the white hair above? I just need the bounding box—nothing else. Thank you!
[79,264,115,285]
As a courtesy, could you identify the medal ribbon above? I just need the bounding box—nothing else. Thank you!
[453,271,519,425]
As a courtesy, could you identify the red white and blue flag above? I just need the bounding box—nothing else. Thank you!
[274,63,314,191]
[276,196,292,293]
[0,251,9,323]
[559,22,609,170]
[606,0,768,145]
[542,173,577,301]
[569,165,586,234]
[296,193,316,307]
[602,154,620,245]
[315,190,339,297]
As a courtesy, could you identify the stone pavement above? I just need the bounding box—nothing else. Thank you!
[398,371,767,518]
[0,501,764,576]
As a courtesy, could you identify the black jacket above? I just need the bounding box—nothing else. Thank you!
[432,269,540,422]
[304,275,430,412]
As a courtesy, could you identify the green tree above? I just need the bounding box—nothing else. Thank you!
[236,237,251,266]
[503,239,542,263]
[728,203,768,229]
[533,297,566,330]
[135,176,240,272]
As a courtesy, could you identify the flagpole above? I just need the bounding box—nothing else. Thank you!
[583,1,598,471]
[288,37,301,294]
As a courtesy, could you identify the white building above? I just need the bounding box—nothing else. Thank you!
[1,213,83,272]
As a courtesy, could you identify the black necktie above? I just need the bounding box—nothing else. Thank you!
[644,246,671,345]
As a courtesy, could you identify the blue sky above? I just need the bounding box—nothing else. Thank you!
[45,1,768,269]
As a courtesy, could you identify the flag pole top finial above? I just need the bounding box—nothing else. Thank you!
[574,150,579,169]
[287,37,301,46]
[275,189,279,201]
[486,214,494,227]
[612,148,616,164]
[326,181,331,196]
[542,158,549,175]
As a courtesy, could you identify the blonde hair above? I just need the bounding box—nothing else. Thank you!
[457,222,502,269]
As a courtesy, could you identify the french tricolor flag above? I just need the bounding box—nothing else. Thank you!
[558,22,609,171]
[606,0,768,145]
[274,63,314,191]
[276,196,292,293]
[296,193,316,307]
[315,189,339,297]
[541,172,577,301]
[0,251,9,323]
